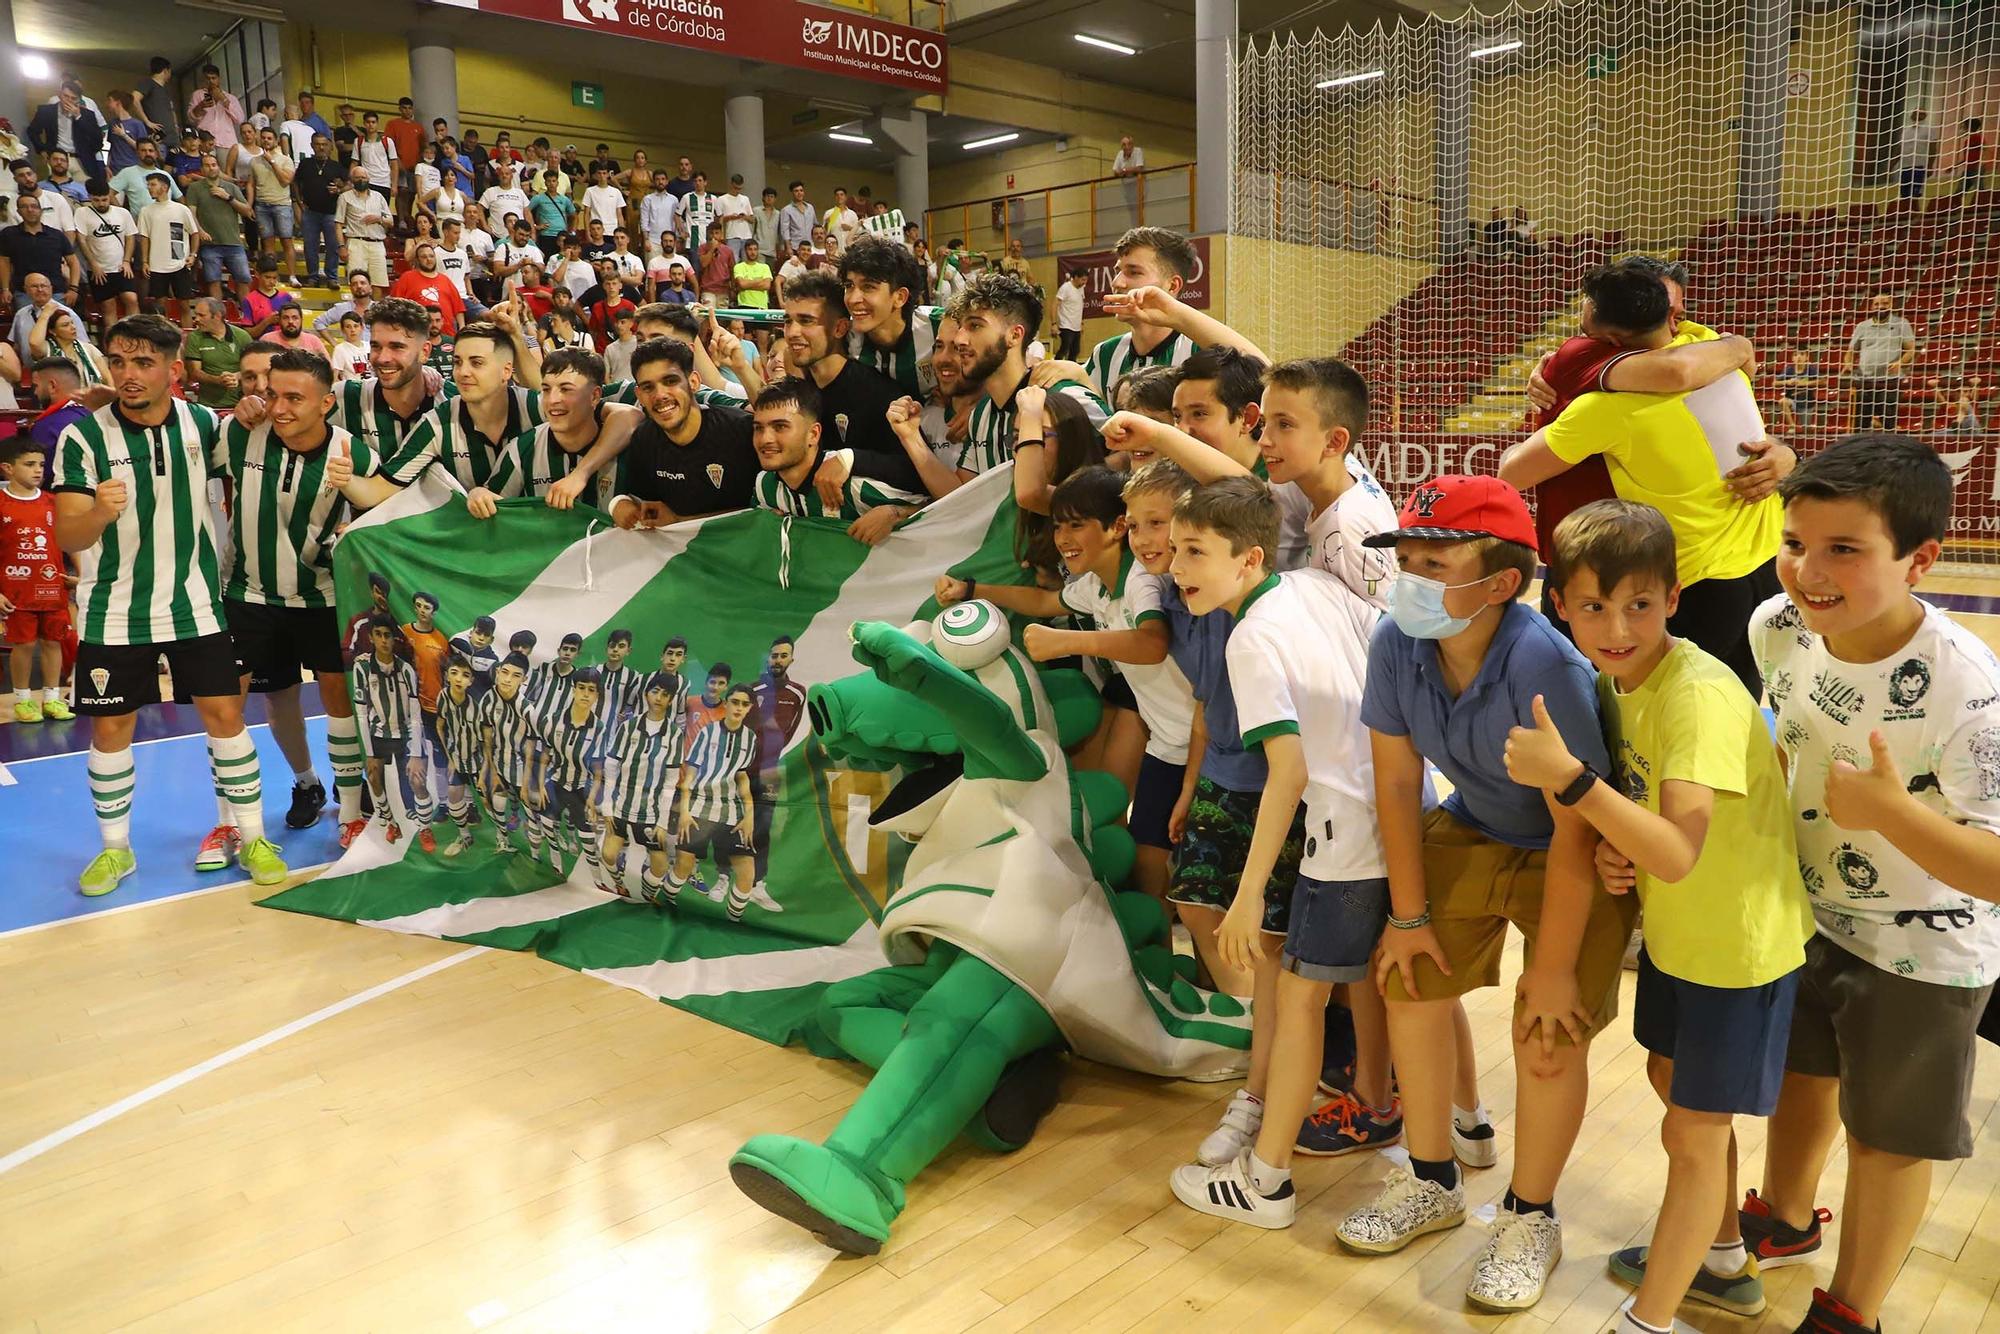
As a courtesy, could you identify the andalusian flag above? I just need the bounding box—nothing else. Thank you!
[260,469,1031,1050]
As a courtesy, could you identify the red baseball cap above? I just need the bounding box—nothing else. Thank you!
[1361,474,1539,555]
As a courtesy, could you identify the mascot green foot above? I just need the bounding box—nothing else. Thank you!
[732,607,1251,1254]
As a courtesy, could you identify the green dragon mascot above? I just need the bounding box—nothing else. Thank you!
[729,600,1254,1255]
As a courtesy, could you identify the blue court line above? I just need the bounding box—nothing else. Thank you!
[0,719,346,935]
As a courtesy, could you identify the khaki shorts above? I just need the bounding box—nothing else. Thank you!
[1383,806,1639,1044]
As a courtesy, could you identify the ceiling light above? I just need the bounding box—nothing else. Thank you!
[1315,69,1384,89]
[1470,39,1524,58]
[829,132,875,145]
[1074,34,1137,56]
[962,132,1020,151]
[18,53,49,81]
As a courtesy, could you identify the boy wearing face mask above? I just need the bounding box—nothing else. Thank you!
[1334,475,1636,1316]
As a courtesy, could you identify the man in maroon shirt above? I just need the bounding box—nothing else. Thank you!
[748,634,806,889]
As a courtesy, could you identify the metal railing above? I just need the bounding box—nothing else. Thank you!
[923,163,1196,258]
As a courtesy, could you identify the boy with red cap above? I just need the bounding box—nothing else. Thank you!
[1333,474,1636,1313]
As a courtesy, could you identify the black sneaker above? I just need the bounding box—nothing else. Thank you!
[978,1045,1066,1148]
[1795,1288,1878,1333]
[1741,1188,1832,1270]
[285,780,327,829]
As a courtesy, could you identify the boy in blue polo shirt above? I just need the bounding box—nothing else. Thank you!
[1335,475,1637,1313]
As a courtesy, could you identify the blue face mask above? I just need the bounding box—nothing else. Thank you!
[1388,570,1491,640]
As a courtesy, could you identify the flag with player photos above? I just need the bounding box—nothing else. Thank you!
[259,468,1029,1049]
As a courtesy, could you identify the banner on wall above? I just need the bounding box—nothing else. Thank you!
[464,0,949,94]
[259,469,1026,1048]
[1057,236,1212,316]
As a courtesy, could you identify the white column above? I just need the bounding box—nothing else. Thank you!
[725,91,765,200]
[1194,0,1234,235]
[0,0,26,140]
[409,35,459,140]
[878,107,929,232]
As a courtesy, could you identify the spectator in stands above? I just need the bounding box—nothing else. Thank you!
[0,195,76,308]
[584,273,637,351]
[654,259,698,307]
[531,170,576,250]
[619,149,651,212]
[1938,376,1985,433]
[73,179,139,325]
[296,134,344,286]
[336,165,393,286]
[103,91,146,174]
[332,103,359,166]
[481,161,532,235]
[27,304,103,383]
[777,180,814,255]
[109,137,178,215]
[717,174,755,260]
[604,309,639,383]
[276,102,316,162]
[267,301,326,355]
[490,219,543,297]
[137,172,199,307]
[355,111,397,197]
[138,56,179,144]
[639,170,677,255]
[646,234,693,298]
[28,81,103,170]
[753,186,781,258]
[187,65,245,149]
[239,256,297,337]
[11,159,74,239]
[606,227,644,287]
[697,233,735,307]
[391,241,467,333]
[329,311,368,380]
[678,172,718,250]
[184,296,253,407]
[246,125,298,285]
[184,152,250,300]
[513,260,554,323]
[997,238,1031,280]
[27,355,87,459]
[821,187,860,255]
[1962,117,1986,194]
[664,154,698,206]
[1899,108,1940,199]
[1844,292,1917,430]
[1773,348,1819,431]
[403,211,439,267]
[733,241,772,311]
[314,272,375,343]
[40,151,87,205]
[1054,268,1086,361]
[1112,134,1145,179]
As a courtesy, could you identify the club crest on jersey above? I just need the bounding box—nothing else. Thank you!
[90,667,110,695]
[707,463,725,488]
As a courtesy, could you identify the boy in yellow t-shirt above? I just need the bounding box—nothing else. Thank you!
[1503,499,1813,1334]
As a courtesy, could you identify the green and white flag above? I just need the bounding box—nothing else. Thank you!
[260,469,1033,1050]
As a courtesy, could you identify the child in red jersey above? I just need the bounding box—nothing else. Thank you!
[0,438,74,722]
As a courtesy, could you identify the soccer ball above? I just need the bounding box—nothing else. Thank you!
[931,599,1010,670]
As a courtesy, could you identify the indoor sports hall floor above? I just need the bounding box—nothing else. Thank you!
[3,578,1999,1333]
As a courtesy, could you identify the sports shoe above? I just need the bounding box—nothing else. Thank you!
[79,847,137,897]
[1317,1060,1356,1098]
[1453,1115,1500,1169]
[1295,1091,1403,1157]
[285,780,327,829]
[1169,1151,1296,1229]
[1740,1189,1831,1269]
[709,871,733,903]
[195,824,240,872]
[12,697,43,723]
[339,818,368,848]
[42,696,73,721]
[1607,1244,1766,1316]
[1794,1287,1878,1334]
[1336,1166,1465,1254]
[1197,1090,1264,1167]
[443,830,474,857]
[418,826,437,853]
[238,836,289,887]
[1466,1207,1563,1312]
[546,837,564,870]
[745,879,785,913]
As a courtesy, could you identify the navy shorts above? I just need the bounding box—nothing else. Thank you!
[1281,875,1390,983]
[1100,670,1137,712]
[1633,948,1800,1116]
[1128,752,1184,851]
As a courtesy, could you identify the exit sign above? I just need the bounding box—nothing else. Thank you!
[571,81,604,110]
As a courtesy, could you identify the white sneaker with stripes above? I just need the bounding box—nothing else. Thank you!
[1169,1151,1296,1229]
[1196,1089,1264,1167]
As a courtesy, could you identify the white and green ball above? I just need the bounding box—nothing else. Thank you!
[932,600,1010,670]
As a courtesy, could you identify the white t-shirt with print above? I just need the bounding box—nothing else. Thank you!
[1752,593,2000,987]
[1227,569,1385,882]
[434,244,473,298]
[1304,459,1399,610]
[1059,552,1194,763]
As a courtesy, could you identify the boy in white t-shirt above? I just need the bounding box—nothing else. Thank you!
[330,311,368,380]
[935,465,1194,899]
[1164,474,1389,1230]
[1256,357,1399,608]
[1737,434,2000,1334]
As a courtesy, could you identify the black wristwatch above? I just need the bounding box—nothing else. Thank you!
[1555,762,1601,807]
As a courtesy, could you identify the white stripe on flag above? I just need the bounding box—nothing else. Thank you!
[339,466,459,537]
[481,518,713,666]
[585,920,883,1001]
[362,882,609,935]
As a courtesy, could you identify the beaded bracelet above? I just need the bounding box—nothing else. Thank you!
[1386,908,1432,930]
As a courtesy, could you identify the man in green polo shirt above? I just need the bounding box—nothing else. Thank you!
[183,296,254,408]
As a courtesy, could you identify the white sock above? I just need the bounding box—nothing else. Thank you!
[209,731,263,839]
[294,765,319,786]
[1618,1297,1672,1333]
[1239,1091,1264,1111]
[214,792,237,827]
[1245,1150,1289,1195]
[88,744,135,849]
[325,714,363,821]
[1705,1239,1748,1275]
[1453,1101,1489,1131]
[42,685,61,702]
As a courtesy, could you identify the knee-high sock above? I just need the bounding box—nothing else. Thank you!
[88,745,136,850]
[325,714,363,821]
[208,731,265,841]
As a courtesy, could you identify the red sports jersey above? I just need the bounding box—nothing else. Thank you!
[389,269,468,334]
[0,486,67,611]
[1528,336,1629,553]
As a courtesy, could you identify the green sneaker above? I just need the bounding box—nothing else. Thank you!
[238,836,290,887]
[1607,1244,1766,1316]
[80,847,137,897]
[13,697,43,723]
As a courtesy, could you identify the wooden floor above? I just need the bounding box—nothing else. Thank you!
[4,590,1999,1334]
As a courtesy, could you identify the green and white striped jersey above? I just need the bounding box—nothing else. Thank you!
[958,377,1109,476]
[680,193,718,246]
[478,686,536,785]
[606,710,685,827]
[597,662,645,722]
[847,305,943,399]
[435,685,483,775]
[212,420,377,609]
[526,661,580,732]
[752,448,922,522]
[54,400,227,646]
[351,652,420,741]
[329,377,440,463]
[483,419,631,510]
[382,385,545,489]
[680,719,757,824]
[1085,329,1197,401]
[534,704,605,790]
